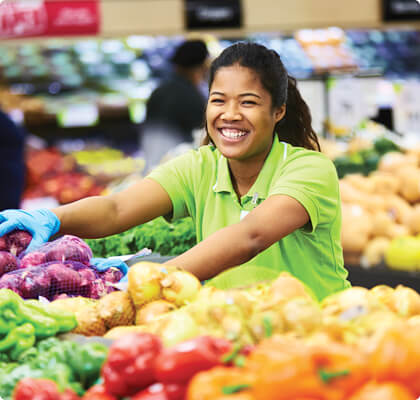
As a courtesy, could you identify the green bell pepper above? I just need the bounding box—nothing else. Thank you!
[24,299,77,334]
[0,289,24,334]
[67,342,108,388]
[0,323,36,361]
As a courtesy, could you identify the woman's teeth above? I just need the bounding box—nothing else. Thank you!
[220,128,248,138]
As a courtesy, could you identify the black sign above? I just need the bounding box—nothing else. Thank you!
[185,0,242,30]
[383,0,420,21]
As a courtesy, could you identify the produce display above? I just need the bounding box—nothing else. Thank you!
[7,266,420,399]
[1,336,107,399]
[0,232,122,299]
[340,145,420,269]
[85,217,196,258]
[1,235,420,398]
[23,148,105,205]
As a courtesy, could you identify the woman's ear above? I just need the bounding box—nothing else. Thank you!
[274,104,286,123]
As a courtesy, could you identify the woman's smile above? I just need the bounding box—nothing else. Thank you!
[218,127,250,140]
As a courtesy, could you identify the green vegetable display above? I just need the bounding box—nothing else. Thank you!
[86,217,196,258]
[0,289,77,342]
[333,136,401,179]
[0,337,108,400]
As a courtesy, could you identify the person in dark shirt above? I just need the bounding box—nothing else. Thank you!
[0,110,26,211]
[141,39,209,171]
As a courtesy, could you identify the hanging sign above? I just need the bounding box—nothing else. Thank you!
[328,77,367,132]
[185,0,242,30]
[394,80,420,134]
[383,0,420,21]
[0,0,100,39]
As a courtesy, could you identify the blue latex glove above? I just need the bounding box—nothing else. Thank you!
[0,208,60,252]
[90,257,128,276]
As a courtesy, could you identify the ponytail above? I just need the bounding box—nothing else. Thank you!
[276,76,320,152]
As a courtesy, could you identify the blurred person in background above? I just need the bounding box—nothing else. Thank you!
[141,39,209,172]
[0,109,26,211]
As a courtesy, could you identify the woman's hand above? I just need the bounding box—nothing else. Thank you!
[0,209,60,252]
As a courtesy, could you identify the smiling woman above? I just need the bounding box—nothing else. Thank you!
[0,42,350,301]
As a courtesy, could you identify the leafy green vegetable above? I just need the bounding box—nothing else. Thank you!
[86,217,196,258]
[0,337,107,399]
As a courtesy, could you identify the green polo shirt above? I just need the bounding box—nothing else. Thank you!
[147,135,350,300]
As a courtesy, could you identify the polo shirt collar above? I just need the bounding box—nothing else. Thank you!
[212,135,287,200]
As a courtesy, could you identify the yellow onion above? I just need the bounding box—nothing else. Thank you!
[161,270,201,306]
[393,285,420,317]
[128,262,165,308]
[282,297,322,335]
[135,299,176,325]
[156,308,200,347]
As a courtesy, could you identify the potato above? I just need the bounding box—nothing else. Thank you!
[361,237,391,268]
[369,171,400,195]
[378,152,417,173]
[341,204,373,253]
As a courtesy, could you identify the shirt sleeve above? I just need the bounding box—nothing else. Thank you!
[146,150,197,221]
[268,150,340,233]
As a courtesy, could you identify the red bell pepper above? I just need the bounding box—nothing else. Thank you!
[154,336,232,385]
[82,384,117,400]
[131,383,186,400]
[13,378,77,400]
[101,332,162,397]
[60,389,81,400]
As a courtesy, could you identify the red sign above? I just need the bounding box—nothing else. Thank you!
[0,0,100,39]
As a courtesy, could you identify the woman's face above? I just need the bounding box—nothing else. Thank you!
[206,64,285,163]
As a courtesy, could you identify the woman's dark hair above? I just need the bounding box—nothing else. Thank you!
[203,42,320,152]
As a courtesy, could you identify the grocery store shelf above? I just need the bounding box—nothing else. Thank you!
[346,264,420,293]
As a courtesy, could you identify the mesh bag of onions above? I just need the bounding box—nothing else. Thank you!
[0,261,122,300]
[19,234,93,268]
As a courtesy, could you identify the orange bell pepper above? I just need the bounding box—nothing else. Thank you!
[186,366,255,400]
[368,325,420,396]
[348,381,416,400]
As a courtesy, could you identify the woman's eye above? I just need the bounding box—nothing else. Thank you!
[242,100,256,105]
[210,98,224,104]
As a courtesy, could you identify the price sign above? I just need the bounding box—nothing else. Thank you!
[57,103,99,127]
[0,0,100,39]
[185,0,242,30]
[394,80,420,134]
[383,0,420,21]
[328,77,367,132]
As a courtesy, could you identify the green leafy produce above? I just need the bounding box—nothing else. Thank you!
[333,136,401,179]
[86,217,196,258]
[0,336,108,399]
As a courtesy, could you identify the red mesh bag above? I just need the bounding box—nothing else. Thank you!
[20,235,93,268]
[0,261,122,300]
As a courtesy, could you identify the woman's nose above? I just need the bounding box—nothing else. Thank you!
[221,102,242,121]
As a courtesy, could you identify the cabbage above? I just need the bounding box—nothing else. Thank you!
[0,251,19,276]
